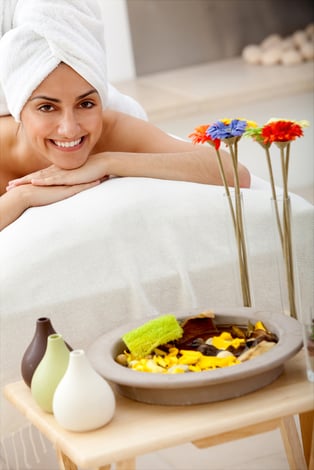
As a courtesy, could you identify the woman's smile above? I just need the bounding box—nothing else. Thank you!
[49,136,85,150]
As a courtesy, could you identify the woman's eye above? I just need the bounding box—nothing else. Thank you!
[38,104,54,112]
[80,101,94,109]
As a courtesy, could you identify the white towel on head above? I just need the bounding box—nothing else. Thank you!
[0,0,108,121]
[0,0,147,121]
[0,0,18,114]
[0,0,18,36]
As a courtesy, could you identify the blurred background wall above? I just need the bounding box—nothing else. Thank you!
[100,0,313,81]
[127,0,314,75]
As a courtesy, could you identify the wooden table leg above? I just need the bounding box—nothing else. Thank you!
[56,449,78,470]
[299,410,314,469]
[57,449,113,470]
[116,458,136,470]
[192,419,280,448]
[279,415,307,470]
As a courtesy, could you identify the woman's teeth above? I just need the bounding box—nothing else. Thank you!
[53,138,82,148]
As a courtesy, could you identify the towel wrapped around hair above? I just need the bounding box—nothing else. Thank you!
[0,0,18,115]
[0,0,109,121]
[0,0,147,121]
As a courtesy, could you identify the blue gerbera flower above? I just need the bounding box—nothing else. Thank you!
[206,119,247,140]
[230,119,247,136]
[206,121,229,140]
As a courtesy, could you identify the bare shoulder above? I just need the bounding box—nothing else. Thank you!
[97,109,194,153]
[0,115,20,160]
[0,114,19,140]
[0,116,22,194]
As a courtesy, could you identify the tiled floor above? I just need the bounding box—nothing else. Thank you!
[135,431,291,470]
[114,57,314,204]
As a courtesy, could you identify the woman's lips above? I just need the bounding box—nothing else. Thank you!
[50,136,85,151]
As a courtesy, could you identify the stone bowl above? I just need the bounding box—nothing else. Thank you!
[87,307,302,405]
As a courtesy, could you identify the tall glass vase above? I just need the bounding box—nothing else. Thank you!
[271,195,299,318]
[223,191,254,308]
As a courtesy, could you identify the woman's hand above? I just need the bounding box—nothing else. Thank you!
[6,155,109,190]
[19,180,101,208]
[0,180,100,230]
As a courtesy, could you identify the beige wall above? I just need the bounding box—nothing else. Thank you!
[127,0,314,76]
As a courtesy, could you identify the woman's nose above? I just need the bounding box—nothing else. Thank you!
[57,111,80,137]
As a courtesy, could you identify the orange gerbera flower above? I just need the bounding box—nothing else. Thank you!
[261,120,303,144]
[188,125,220,149]
[188,124,210,144]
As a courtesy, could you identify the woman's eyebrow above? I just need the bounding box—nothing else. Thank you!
[77,89,98,100]
[30,95,60,103]
[30,89,98,102]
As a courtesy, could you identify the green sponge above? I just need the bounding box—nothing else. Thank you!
[122,314,183,358]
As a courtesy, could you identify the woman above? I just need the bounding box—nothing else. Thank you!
[0,25,250,231]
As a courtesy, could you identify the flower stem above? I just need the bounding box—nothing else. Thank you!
[228,141,252,307]
[265,146,283,247]
[278,144,296,318]
[215,146,252,305]
[280,147,289,200]
[282,194,297,319]
[214,149,236,229]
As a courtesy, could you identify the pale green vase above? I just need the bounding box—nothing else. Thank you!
[31,333,70,413]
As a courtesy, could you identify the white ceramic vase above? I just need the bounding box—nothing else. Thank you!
[53,349,115,432]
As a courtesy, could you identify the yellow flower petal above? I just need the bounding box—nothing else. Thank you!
[211,332,245,350]
[178,350,202,365]
[254,321,266,331]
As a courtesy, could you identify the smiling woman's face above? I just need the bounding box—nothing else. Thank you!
[20,63,104,169]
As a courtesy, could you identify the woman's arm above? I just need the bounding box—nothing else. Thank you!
[0,189,28,230]
[101,113,251,187]
[102,147,251,187]
[7,146,250,190]
[6,112,251,189]
[0,181,100,230]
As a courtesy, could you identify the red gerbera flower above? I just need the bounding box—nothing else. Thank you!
[261,120,303,144]
[188,125,220,149]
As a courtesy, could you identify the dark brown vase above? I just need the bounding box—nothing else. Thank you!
[21,317,72,387]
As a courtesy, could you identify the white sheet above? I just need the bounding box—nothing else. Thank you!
[0,176,313,461]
